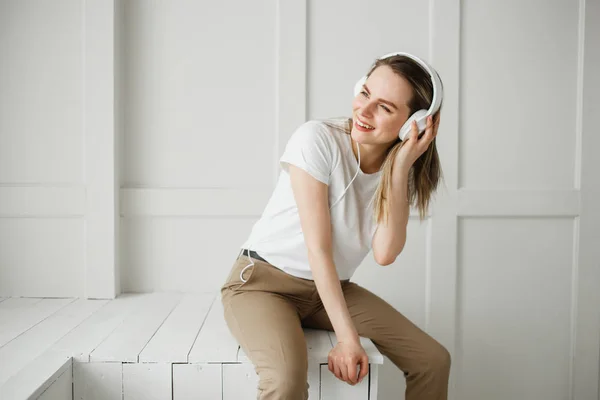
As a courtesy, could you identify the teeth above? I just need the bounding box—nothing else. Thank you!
[357,120,374,129]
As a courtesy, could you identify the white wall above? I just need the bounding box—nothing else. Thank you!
[1,1,599,399]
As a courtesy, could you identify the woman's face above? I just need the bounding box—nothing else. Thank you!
[351,65,413,146]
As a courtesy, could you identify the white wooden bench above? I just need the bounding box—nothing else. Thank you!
[0,293,383,399]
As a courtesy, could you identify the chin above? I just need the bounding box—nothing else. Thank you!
[351,128,374,144]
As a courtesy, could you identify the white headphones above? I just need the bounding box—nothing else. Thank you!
[353,52,444,141]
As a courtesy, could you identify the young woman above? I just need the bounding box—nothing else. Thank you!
[221,52,448,400]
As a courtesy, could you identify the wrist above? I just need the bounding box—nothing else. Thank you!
[337,331,360,345]
[392,161,411,181]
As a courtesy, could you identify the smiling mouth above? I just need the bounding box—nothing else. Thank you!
[355,118,375,130]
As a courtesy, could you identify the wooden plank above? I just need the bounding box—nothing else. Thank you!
[305,328,334,362]
[172,363,222,400]
[123,363,171,400]
[0,349,71,400]
[73,362,122,400]
[0,297,74,347]
[36,365,72,400]
[0,297,42,309]
[51,293,146,362]
[139,293,214,363]
[320,364,369,400]
[0,298,107,387]
[304,329,333,399]
[90,292,182,362]
[222,363,258,400]
[368,364,379,400]
[328,332,384,364]
[188,297,239,363]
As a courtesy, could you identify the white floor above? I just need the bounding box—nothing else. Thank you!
[0,293,383,400]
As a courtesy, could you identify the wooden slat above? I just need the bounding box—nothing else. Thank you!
[320,364,369,399]
[188,297,239,363]
[304,329,333,400]
[0,297,74,347]
[368,364,379,400]
[36,364,72,400]
[307,361,320,400]
[123,363,172,400]
[50,293,145,362]
[222,363,258,400]
[90,292,183,362]
[305,328,334,361]
[139,293,214,363]
[172,363,222,400]
[73,362,122,400]
[328,331,384,364]
[0,298,107,386]
[0,349,71,400]
[0,297,42,309]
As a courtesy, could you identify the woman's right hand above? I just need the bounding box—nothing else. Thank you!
[328,339,369,385]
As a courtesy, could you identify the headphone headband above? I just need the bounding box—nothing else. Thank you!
[377,52,443,116]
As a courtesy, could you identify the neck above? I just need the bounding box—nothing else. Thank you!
[350,137,388,174]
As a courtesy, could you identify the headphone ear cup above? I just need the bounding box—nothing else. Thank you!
[399,109,428,140]
[354,76,367,97]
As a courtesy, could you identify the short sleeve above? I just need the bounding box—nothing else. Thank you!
[279,121,334,185]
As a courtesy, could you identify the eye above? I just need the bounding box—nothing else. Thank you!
[360,90,368,97]
[380,105,391,113]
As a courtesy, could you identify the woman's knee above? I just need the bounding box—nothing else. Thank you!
[258,365,309,399]
[418,341,451,376]
[431,342,451,371]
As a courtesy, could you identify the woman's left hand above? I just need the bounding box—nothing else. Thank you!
[394,113,440,170]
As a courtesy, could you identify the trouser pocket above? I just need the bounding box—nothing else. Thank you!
[221,257,258,293]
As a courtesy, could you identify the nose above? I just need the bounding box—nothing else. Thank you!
[359,100,375,117]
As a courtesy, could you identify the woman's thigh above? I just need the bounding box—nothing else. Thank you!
[302,282,447,371]
[222,289,308,374]
[221,258,311,395]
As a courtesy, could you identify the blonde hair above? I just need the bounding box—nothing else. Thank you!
[324,55,444,223]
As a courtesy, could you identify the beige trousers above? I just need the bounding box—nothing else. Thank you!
[221,254,451,400]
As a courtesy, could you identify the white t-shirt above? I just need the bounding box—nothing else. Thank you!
[240,119,382,280]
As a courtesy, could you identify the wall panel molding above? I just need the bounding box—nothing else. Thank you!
[572,0,600,398]
[457,189,580,217]
[274,0,307,186]
[84,0,118,299]
[0,186,85,217]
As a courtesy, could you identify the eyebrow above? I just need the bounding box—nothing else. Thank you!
[363,84,403,111]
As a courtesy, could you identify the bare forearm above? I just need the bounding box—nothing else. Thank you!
[308,250,359,343]
[372,163,411,264]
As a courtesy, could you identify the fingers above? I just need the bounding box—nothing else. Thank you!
[358,356,369,383]
[345,362,357,385]
[425,115,435,138]
[328,349,368,386]
[339,362,349,383]
[431,113,441,137]
[420,115,439,150]
[409,120,419,142]
[330,356,345,383]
